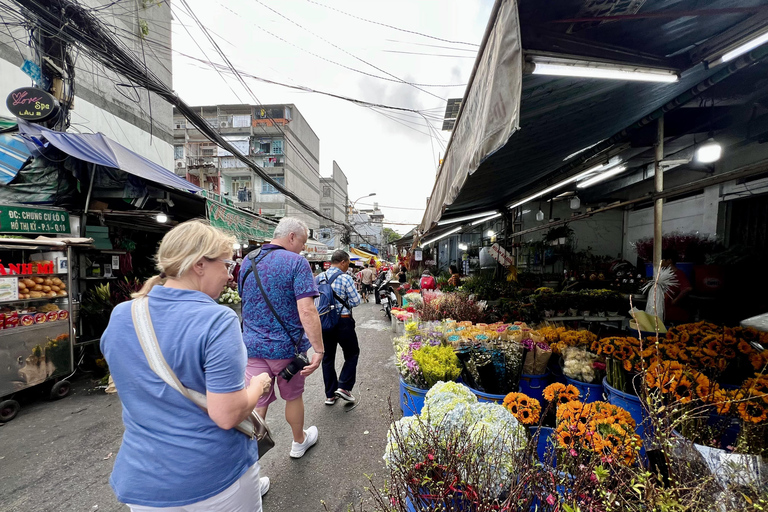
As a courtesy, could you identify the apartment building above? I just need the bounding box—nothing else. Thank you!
[317,161,349,249]
[350,203,385,256]
[173,103,321,230]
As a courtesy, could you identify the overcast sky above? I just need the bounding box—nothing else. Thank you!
[171,0,494,232]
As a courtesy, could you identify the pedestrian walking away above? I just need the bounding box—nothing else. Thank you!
[101,220,272,512]
[238,217,325,460]
[317,250,362,406]
[360,263,375,302]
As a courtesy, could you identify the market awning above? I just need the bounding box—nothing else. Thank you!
[16,119,201,194]
[420,0,768,234]
[206,200,275,242]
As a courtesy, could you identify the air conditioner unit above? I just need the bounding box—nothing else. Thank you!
[176,162,184,168]
[220,122,229,128]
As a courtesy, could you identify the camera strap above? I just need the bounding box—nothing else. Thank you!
[248,248,305,354]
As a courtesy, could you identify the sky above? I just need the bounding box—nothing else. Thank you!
[170,0,495,233]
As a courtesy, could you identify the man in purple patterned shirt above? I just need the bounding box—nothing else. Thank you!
[238,217,324,459]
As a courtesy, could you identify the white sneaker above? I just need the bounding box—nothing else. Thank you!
[289,426,318,458]
[259,476,270,497]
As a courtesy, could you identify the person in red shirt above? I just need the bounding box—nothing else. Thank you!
[661,249,693,323]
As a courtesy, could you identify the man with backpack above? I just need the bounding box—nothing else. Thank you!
[316,250,362,405]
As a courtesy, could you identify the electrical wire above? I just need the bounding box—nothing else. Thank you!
[252,0,447,103]
[304,0,480,47]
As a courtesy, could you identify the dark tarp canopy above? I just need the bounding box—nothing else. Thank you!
[421,0,768,233]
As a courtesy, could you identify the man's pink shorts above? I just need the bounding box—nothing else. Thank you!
[246,358,306,407]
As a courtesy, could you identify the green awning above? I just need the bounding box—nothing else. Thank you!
[205,200,275,242]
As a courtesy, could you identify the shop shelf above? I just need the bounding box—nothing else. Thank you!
[0,320,69,337]
[0,296,67,305]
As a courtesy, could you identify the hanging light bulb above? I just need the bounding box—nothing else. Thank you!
[486,230,495,237]
[233,242,241,250]
[696,138,722,163]
[535,209,545,221]
[569,196,581,210]
[156,212,168,223]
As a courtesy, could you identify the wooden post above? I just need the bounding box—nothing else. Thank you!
[653,116,665,273]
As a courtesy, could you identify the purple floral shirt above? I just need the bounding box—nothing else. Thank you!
[238,244,318,359]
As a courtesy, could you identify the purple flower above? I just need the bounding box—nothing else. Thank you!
[521,339,534,351]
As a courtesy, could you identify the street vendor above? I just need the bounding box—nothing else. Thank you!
[661,249,693,323]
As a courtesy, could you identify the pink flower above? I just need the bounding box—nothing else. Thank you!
[546,494,556,506]
[427,453,434,461]
[570,449,578,457]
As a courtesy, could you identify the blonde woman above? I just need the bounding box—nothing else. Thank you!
[101,220,272,512]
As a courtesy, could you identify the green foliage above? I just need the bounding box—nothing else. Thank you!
[411,344,462,387]
[460,273,518,300]
[383,227,402,244]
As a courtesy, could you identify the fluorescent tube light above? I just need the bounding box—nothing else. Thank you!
[437,210,498,226]
[508,158,622,209]
[531,61,678,83]
[471,212,502,226]
[521,209,531,214]
[721,31,768,63]
[577,166,628,189]
[695,139,722,163]
[422,226,462,246]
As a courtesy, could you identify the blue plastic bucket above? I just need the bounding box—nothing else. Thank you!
[406,489,466,511]
[529,426,557,466]
[399,377,428,417]
[518,371,550,404]
[603,377,648,440]
[467,386,507,404]
[565,377,603,403]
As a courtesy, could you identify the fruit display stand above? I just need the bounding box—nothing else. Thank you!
[0,238,86,422]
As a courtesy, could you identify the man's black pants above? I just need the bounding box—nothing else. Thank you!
[321,317,360,397]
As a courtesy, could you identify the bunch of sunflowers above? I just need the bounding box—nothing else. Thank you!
[543,382,581,405]
[543,327,597,355]
[555,400,642,465]
[662,322,768,372]
[711,374,768,425]
[645,360,712,404]
[502,392,541,426]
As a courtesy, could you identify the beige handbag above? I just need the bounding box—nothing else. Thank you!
[131,297,274,456]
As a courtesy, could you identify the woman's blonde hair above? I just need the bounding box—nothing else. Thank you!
[133,219,236,298]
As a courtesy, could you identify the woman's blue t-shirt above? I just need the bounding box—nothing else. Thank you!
[101,286,258,507]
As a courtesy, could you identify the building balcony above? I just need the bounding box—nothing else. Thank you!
[187,156,217,169]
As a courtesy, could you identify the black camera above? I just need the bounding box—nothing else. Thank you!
[278,353,310,381]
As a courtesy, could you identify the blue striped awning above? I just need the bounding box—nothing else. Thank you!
[0,132,31,185]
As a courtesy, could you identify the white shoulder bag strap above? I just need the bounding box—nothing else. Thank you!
[131,296,258,438]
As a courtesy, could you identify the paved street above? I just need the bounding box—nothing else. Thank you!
[0,301,399,512]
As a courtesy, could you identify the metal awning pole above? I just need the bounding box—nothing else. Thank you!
[653,116,665,273]
[80,163,96,238]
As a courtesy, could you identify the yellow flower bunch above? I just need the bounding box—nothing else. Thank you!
[502,392,541,426]
[538,326,567,344]
[547,329,596,354]
[735,375,768,424]
[543,382,580,405]
[555,400,641,465]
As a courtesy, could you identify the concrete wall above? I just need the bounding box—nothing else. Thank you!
[518,201,624,258]
[320,161,348,225]
[0,0,173,168]
[280,106,320,230]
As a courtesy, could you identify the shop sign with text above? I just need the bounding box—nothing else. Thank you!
[0,206,70,234]
[6,87,58,122]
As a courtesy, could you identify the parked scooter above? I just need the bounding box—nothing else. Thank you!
[374,273,398,320]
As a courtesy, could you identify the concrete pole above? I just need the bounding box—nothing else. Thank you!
[653,116,664,273]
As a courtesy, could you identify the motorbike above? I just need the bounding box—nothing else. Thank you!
[374,272,398,320]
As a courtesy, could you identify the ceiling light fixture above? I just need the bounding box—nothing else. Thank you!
[470,212,502,226]
[521,209,531,214]
[458,243,468,251]
[437,210,498,226]
[421,226,462,246]
[156,212,168,223]
[508,157,622,210]
[695,138,722,163]
[569,196,581,210]
[233,242,241,250]
[535,209,545,222]
[719,31,768,64]
[486,230,495,237]
[577,165,628,189]
[530,60,678,83]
